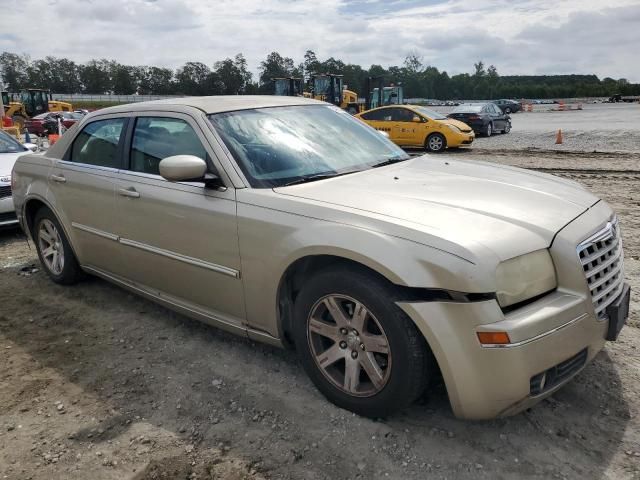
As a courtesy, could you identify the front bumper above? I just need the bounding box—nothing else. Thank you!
[447,131,475,147]
[398,201,624,419]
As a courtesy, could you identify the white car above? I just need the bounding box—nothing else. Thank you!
[0,130,36,227]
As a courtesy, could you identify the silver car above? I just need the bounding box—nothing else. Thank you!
[11,96,630,419]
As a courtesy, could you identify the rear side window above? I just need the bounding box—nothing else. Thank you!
[130,117,206,175]
[70,118,125,168]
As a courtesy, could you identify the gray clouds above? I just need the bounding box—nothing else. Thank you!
[0,0,638,80]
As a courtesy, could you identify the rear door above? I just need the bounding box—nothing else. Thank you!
[110,112,246,326]
[488,104,505,130]
[49,115,128,269]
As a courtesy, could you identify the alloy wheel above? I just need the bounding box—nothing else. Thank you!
[307,294,392,397]
[38,219,65,275]
[428,135,444,151]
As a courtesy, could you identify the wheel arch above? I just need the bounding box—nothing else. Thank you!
[276,253,406,347]
[23,196,80,260]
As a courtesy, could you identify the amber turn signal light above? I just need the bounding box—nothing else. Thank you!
[477,331,511,345]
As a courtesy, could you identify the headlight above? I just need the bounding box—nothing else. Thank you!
[446,124,461,133]
[495,249,557,308]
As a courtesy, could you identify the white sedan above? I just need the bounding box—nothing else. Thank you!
[0,130,36,227]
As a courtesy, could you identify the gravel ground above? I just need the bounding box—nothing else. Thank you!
[441,102,640,153]
[1,107,640,479]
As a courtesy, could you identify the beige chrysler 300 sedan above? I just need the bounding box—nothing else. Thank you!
[12,96,630,420]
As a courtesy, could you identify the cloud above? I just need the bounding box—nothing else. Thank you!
[0,0,638,81]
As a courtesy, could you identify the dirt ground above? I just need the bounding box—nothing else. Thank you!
[2,111,640,479]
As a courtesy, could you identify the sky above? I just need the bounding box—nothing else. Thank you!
[1,0,639,81]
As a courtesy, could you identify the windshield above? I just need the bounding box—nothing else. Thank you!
[451,104,484,113]
[0,130,27,154]
[414,106,447,120]
[209,105,408,188]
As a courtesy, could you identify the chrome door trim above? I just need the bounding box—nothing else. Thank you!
[82,265,249,337]
[71,222,119,241]
[118,237,240,278]
[479,313,589,349]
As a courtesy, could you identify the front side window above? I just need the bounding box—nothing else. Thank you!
[209,105,408,188]
[390,108,415,122]
[70,118,125,168]
[130,117,207,175]
[360,109,389,121]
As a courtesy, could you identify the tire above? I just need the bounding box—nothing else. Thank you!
[425,133,447,152]
[33,207,83,285]
[12,115,25,133]
[484,122,493,137]
[503,122,511,134]
[504,107,512,114]
[292,267,431,418]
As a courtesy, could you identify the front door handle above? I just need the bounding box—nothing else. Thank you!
[50,174,66,183]
[118,187,140,199]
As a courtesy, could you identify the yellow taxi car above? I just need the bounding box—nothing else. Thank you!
[356,105,474,152]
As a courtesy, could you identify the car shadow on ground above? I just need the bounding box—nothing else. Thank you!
[0,234,633,479]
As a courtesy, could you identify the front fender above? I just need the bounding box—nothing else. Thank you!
[237,199,495,339]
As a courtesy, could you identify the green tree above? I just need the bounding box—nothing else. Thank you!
[0,52,29,91]
[258,52,296,93]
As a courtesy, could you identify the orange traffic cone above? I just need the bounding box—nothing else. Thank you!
[555,129,563,144]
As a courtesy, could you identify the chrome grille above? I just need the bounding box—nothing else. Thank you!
[577,219,624,319]
[0,185,11,199]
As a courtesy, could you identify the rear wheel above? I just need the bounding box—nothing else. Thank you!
[33,208,82,285]
[504,107,512,114]
[484,122,493,137]
[425,133,447,152]
[293,267,431,418]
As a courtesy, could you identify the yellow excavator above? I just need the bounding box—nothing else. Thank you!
[1,89,72,132]
[309,74,362,114]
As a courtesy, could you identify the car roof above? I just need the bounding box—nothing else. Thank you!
[92,95,326,116]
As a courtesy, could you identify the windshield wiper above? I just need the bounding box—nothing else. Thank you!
[283,169,362,187]
[371,156,410,168]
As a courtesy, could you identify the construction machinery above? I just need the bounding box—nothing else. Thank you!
[365,76,404,110]
[272,77,304,96]
[1,89,72,132]
[309,74,362,114]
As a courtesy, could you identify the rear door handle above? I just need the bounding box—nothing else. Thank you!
[118,187,140,199]
[50,174,66,183]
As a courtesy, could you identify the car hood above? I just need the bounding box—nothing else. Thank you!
[439,118,473,131]
[274,156,599,261]
[0,151,27,179]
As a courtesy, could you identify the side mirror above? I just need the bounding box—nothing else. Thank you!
[159,155,207,182]
[412,115,422,123]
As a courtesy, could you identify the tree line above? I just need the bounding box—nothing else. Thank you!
[1,50,638,100]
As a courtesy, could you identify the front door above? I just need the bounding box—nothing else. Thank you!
[48,116,127,270]
[111,113,245,325]
[390,107,422,146]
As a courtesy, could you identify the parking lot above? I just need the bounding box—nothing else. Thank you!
[1,103,639,480]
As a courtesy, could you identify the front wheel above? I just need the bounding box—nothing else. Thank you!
[33,207,83,284]
[425,133,447,152]
[293,267,431,418]
[503,122,511,134]
[504,107,512,114]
